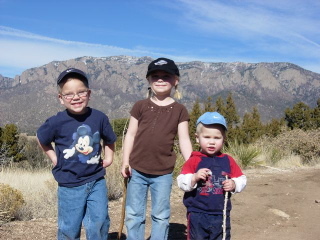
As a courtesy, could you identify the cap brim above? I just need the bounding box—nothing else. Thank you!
[146,68,176,77]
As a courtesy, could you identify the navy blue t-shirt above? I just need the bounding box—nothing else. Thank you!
[37,107,117,187]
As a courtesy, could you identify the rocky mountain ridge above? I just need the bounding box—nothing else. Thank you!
[1,56,319,134]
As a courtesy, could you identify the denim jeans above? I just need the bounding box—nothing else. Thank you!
[57,177,110,240]
[125,169,173,240]
[188,212,231,240]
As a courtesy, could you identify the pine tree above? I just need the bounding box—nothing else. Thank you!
[264,118,284,137]
[285,102,312,130]
[1,124,24,162]
[214,96,226,116]
[311,98,320,129]
[224,92,240,127]
[0,126,3,148]
[189,99,202,146]
[111,118,130,151]
[241,107,263,144]
[203,96,214,112]
[224,93,241,144]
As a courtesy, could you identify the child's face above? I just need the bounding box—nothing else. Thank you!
[196,124,225,157]
[148,70,178,97]
[58,78,91,115]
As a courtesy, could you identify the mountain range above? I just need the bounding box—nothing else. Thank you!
[1,56,319,134]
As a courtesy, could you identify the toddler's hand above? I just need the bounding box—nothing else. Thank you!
[222,179,235,192]
[193,168,211,182]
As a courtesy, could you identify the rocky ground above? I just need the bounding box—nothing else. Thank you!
[1,166,320,240]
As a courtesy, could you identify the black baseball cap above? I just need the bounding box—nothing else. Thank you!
[146,58,180,77]
[57,68,89,86]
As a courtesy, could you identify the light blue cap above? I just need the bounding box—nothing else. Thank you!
[196,112,227,130]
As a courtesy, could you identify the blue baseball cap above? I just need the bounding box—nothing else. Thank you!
[196,112,227,130]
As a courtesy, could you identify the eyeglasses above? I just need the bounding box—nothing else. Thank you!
[62,90,89,100]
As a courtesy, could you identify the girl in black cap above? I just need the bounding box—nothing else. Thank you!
[121,58,193,240]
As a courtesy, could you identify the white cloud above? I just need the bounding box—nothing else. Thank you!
[176,0,320,54]
[0,26,227,77]
[0,26,152,70]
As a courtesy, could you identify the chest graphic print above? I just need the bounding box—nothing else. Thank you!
[198,173,225,196]
[62,124,101,164]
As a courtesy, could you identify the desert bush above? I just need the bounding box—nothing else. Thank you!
[253,137,285,166]
[18,135,51,169]
[264,129,320,165]
[0,183,24,224]
[0,144,14,168]
[224,141,261,168]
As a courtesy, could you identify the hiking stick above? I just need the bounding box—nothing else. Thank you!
[117,118,129,240]
[222,174,229,240]
[117,166,129,240]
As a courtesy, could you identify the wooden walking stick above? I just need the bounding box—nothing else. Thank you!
[118,166,129,240]
[117,119,130,240]
[222,173,229,240]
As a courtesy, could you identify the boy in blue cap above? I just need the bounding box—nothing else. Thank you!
[37,68,117,240]
[177,112,247,240]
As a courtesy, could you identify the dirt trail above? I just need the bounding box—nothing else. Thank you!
[1,166,319,240]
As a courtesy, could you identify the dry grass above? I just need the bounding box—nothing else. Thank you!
[105,151,125,200]
[0,151,184,222]
[1,128,319,222]
[0,168,56,220]
[0,151,129,221]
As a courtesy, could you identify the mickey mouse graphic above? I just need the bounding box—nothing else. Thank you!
[63,124,101,164]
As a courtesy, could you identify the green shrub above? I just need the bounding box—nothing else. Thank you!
[18,135,51,169]
[0,183,24,224]
[224,141,261,168]
[268,147,284,165]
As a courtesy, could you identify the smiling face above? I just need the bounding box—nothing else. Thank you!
[196,123,226,157]
[147,70,178,97]
[58,78,91,115]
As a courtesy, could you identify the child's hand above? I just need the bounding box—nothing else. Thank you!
[222,179,236,192]
[121,165,131,178]
[102,159,112,168]
[193,168,211,183]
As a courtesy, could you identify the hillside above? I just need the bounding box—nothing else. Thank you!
[1,56,319,134]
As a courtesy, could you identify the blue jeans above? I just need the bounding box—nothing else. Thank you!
[57,177,110,240]
[188,212,231,240]
[125,169,173,240]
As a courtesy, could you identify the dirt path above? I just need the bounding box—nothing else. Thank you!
[1,166,319,239]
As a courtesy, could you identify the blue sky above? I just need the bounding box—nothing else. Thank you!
[1,0,320,78]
